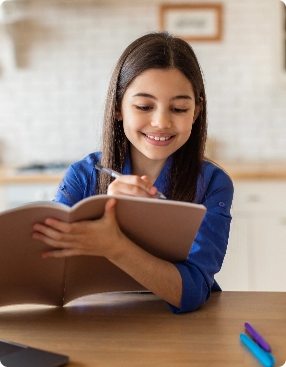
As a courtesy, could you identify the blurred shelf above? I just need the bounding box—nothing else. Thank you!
[0,165,65,184]
[217,160,286,180]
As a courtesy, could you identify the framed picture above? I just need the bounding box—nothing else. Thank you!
[159,3,223,42]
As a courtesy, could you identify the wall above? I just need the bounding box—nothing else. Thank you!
[0,0,285,165]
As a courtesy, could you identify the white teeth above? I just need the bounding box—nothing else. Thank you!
[145,134,172,141]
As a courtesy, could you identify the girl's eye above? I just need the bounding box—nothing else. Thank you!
[135,105,153,111]
[172,108,189,113]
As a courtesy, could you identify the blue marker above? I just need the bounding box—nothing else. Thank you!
[240,334,275,367]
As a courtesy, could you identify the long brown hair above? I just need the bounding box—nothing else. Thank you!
[98,31,207,202]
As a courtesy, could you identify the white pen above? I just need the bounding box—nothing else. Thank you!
[95,163,167,200]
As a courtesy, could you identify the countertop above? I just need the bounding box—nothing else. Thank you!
[217,160,286,180]
[0,166,64,184]
[1,160,286,184]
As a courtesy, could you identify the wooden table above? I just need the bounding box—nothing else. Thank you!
[0,291,285,366]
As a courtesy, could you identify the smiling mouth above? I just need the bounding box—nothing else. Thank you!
[143,133,174,141]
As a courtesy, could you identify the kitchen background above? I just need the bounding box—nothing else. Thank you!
[0,0,285,165]
[0,0,286,292]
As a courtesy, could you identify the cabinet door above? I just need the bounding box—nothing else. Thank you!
[252,212,286,291]
[217,180,286,292]
[215,212,252,291]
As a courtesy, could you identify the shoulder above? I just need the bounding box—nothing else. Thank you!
[69,152,101,173]
[57,152,101,203]
[64,152,101,182]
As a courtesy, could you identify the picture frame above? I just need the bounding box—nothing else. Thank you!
[159,3,223,42]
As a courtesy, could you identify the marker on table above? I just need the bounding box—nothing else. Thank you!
[94,163,167,200]
[244,322,272,352]
[240,334,275,367]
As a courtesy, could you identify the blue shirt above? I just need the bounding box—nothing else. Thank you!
[54,152,234,313]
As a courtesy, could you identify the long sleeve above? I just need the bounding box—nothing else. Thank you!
[169,164,234,314]
[53,152,101,206]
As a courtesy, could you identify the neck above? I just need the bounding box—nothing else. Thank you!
[130,149,167,184]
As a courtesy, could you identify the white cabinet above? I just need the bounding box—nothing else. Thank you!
[215,180,286,291]
[216,213,251,291]
[0,182,59,211]
[252,214,286,291]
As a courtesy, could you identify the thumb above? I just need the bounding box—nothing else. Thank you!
[103,198,117,221]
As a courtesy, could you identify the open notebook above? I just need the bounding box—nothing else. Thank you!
[0,194,206,307]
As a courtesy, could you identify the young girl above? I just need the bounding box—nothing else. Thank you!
[33,31,233,314]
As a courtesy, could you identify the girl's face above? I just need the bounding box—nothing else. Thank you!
[117,68,201,166]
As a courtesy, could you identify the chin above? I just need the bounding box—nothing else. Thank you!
[143,152,172,161]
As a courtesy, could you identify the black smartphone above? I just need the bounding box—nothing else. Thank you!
[0,339,68,367]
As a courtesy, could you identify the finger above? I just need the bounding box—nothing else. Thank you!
[140,175,152,184]
[140,176,158,195]
[33,220,72,239]
[44,218,72,233]
[104,198,117,214]
[33,230,77,249]
[42,248,83,258]
[115,175,156,194]
[108,175,157,197]
[102,198,118,226]
[33,223,64,241]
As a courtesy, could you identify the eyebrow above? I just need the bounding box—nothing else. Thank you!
[132,93,193,101]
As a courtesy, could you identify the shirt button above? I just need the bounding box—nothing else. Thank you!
[219,202,225,207]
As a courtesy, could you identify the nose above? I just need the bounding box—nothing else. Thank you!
[150,110,172,129]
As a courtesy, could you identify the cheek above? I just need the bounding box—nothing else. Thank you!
[178,122,193,138]
[176,124,193,148]
[122,114,146,133]
[122,120,140,142]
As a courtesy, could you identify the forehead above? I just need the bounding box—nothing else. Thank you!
[126,68,195,95]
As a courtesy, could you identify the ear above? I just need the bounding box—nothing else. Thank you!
[192,97,203,123]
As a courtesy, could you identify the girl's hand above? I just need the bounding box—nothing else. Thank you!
[107,175,158,198]
[33,198,182,307]
[32,199,127,259]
